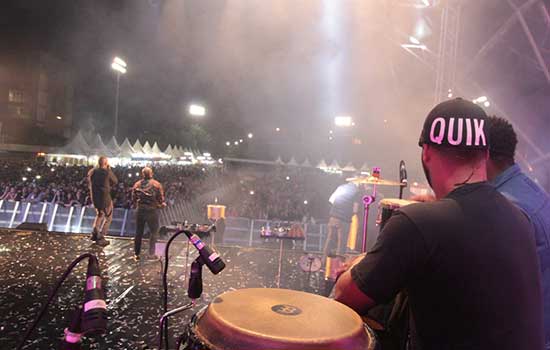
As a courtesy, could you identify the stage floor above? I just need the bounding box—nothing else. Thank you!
[0,230,324,349]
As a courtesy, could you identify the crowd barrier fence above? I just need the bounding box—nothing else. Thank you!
[0,199,330,252]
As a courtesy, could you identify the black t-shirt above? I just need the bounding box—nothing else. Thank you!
[88,167,118,209]
[351,182,543,350]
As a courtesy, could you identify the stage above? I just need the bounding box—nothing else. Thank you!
[0,230,323,349]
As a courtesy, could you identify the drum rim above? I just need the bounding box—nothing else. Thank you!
[186,304,380,350]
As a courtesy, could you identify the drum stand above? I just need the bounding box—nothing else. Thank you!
[361,184,377,254]
[276,239,284,288]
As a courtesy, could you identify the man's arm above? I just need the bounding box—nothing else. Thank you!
[335,269,376,315]
[334,212,427,314]
[108,167,118,186]
[131,181,139,205]
[157,181,166,207]
[87,169,94,203]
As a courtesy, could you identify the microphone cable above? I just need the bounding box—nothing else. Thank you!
[16,253,97,350]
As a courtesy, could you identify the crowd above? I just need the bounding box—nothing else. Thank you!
[226,167,342,222]
[0,160,220,209]
[0,159,351,222]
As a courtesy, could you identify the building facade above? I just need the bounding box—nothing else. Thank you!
[0,50,73,146]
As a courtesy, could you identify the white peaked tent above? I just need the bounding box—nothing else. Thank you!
[106,136,121,155]
[275,156,285,165]
[132,139,144,154]
[89,134,113,157]
[302,158,312,167]
[118,138,136,158]
[360,163,370,173]
[328,160,340,169]
[164,144,173,156]
[56,130,90,156]
[142,141,153,155]
[287,157,299,166]
[317,159,328,169]
[342,162,357,172]
[151,142,168,159]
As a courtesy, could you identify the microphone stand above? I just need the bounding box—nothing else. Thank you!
[361,189,376,254]
[159,257,204,350]
[399,181,407,200]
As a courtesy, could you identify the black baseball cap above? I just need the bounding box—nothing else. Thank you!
[418,98,489,150]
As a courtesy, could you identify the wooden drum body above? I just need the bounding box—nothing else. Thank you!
[181,288,378,350]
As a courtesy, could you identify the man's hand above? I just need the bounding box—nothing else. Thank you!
[335,254,366,281]
[410,194,436,202]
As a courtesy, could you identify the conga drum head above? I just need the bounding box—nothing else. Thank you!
[193,288,376,350]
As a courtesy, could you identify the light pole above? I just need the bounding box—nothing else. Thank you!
[111,57,127,139]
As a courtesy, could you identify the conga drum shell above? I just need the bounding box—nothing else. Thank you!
[194,288,375,350]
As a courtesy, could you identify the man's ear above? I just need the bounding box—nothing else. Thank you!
[422,144,431,163]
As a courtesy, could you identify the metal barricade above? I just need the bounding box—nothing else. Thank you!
[0,201,331,252]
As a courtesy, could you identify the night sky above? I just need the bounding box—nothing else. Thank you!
[1,0,549,183]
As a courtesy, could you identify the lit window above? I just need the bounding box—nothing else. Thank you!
[8,89,24,103]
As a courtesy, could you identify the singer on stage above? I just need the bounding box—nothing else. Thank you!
[87,156,118,247]
[132,167,166,261]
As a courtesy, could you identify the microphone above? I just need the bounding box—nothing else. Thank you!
[81,256,108,335]
[183,227,225,275]
[187,258,203,299]
[60,307,83,350]
[399,160,408,185]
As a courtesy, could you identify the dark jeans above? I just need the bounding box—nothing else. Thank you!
[134,208,159,256]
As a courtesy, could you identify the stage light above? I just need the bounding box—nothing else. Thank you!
[226,141,231,146]
[135,172,139,176]
[27,167,32,172]
[56,115,62,120]
[286,176,290,181]
[409,36,420,45]
[401,43,427,51]
[22,177,27,181]
[113,57,127,68]
[275,127,280,132]
[234,141,239,145]
[304,200,308,205]
[128,174,132,178]
[239,139,243,143]
[111,62,127,74]
[334,116,353,127]
[247,133,253,139]
[329,130,333,134]
[249,190,255,195]
[35,175,41,179]
[189,104,206,117]
[329,136,333,140]
[477,96,487,103]
[51,168,55,172]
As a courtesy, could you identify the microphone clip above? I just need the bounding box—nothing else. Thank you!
[188,256,205,300]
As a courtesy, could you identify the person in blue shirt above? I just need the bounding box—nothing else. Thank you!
[487,116,550,348]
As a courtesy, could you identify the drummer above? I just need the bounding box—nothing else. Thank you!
[334,98,544,349]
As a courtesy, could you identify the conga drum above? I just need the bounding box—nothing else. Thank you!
[180,288,378,349]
